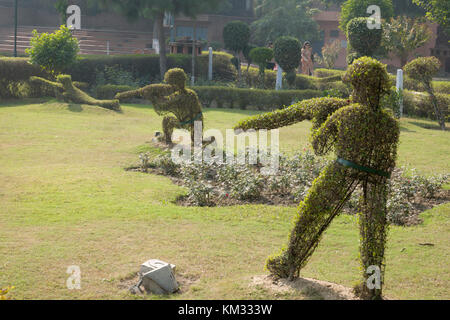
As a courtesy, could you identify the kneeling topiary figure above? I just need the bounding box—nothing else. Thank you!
[116,68,203,144]
[30,74,121,111]
[235,57,400,300]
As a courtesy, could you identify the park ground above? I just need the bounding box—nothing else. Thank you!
[0,100,449,299]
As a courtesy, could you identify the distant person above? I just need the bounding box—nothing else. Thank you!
[301,41,314,76]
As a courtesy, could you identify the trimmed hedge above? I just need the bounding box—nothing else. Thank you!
[314,68,345,78]
[192,86,323,110]
[95,84,136,99]
[63,52,237,85]
[403,90,450,121]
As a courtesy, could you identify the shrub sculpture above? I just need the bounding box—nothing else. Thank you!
[235,57,400,300]
[273,36,302,87]
[30,74,121,111]
[116,68,203,144]
[404,56,446,130]
[346,17,383,64]
[223,21,250,83]
[249,47,274,87]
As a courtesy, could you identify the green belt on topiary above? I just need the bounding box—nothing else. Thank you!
[179,112,203,125]
[337,158,390,178]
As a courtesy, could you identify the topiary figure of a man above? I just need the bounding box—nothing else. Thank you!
[234,57,400,300]
[116,68,203,144]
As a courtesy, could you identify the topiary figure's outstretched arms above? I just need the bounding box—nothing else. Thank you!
[311,105,347,156]
[234,97,350,131]
[57,75,121,111]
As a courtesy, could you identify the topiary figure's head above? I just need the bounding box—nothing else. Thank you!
[404,56,441,86]
[343,56,390,110]
[164,68,187,90]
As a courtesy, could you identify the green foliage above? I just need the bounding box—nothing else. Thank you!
[26,25,79,76]
[236,57,400,299]
[403,90,450,122]
[235,97,351,130]
[384,16,432,66]
[346,17,383,60]
[314,68,345,78]
[223,21,251,53]
[65,52,236,86]
[194,86,323,110]
[30,74,121,111]
[381,86,403,118]
[404,56,445,129]
[413,0,450,34]
[273,36,301,73]
[95,84,135,100]
[342,56,390,109]
[251,0,320,45]
[273,36,301,87]
[117,68,203,144]
[164,68,188,90]
[249,47,274,82]
[339,0,394,32]
[404,56,441,84]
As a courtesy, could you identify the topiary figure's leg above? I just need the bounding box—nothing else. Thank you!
[355,179,388,300]
[162,116,178,144]
[266,162,358,279]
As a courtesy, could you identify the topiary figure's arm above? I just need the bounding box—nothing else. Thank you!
[234,97,350,131]
[115,87,144,102]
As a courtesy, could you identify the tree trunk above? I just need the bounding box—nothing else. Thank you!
[426,84,446,130]
[155,13,167,80]
[191,23,197,86]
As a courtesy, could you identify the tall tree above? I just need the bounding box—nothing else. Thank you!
[101,0,223,79]
[384,16,432,67]
[413,0,450,34]
[251,0,320,45]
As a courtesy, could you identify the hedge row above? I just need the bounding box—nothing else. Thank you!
[192,86,323,110]
[64,52,237,85]
[403,90,450,121]
[403,90,449,120]
[95,84,135,99]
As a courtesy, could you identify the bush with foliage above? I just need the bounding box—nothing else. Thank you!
[404,57,446,130]
[346,17,383,63]
[273,36,302,87]
[26,25,79,76]
[223,20,250,82]
[64,52,237,86]
[193,86,322,110]
[403,90,450,122]
[249,47,274,87]
[314,68,345,78]
[95,84,136,100]
[339,0,394,32]
[140,149,448,226]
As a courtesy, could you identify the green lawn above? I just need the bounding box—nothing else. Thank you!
[0,100,449,300]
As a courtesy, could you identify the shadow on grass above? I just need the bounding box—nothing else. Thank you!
[0,98,51,108]
[409,121,448,131]
[67,103,83,112]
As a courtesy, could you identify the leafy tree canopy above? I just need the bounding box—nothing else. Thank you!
[339,0,394,32]
[251,0,320,45]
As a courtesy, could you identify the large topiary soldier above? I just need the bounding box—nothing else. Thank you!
[116,68,203,144]
[234,57,400,299]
